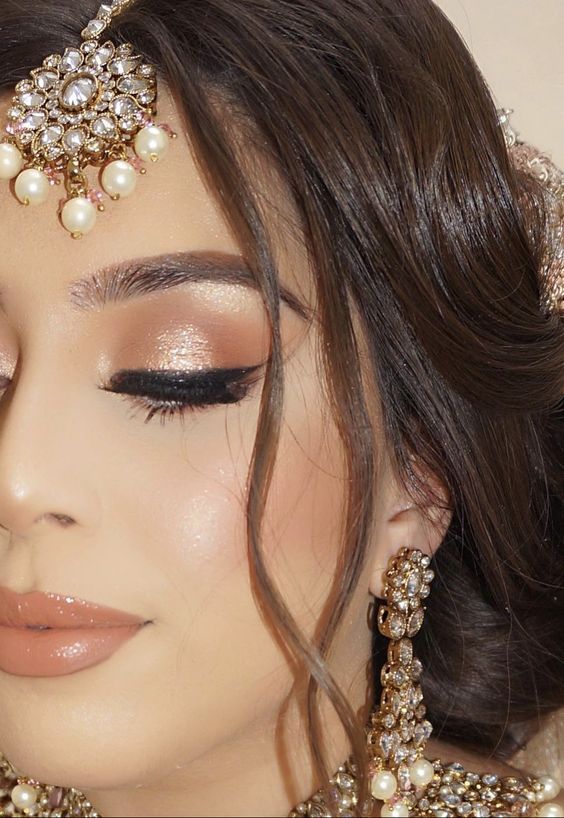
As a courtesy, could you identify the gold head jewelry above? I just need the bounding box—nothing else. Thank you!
[498,108,564,318]
[0,0,176,239]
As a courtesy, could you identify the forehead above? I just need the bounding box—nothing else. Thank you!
[0,87,310,311]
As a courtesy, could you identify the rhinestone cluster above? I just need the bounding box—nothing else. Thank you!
[0,0,176,237]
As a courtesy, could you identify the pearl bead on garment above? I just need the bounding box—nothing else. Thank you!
[409,757,435,786]
[537,776,561,802]
[370,770,398,800]
[381,800,410,817]
[537,804,563,817]
[10,783,38,810]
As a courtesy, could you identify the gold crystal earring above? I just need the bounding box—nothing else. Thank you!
[0,0,177,238]
[365,546,562,818]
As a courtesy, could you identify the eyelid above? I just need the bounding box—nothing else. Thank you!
[104,364,264,393]
[99,364,266,425]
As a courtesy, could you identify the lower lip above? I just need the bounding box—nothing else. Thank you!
[0,624,144,677]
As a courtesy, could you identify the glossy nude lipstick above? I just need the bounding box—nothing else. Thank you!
[0,585,149,677]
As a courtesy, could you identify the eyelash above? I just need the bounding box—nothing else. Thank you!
[100,365,264,425]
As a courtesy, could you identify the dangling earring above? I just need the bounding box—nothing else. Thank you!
[365,546,562,818]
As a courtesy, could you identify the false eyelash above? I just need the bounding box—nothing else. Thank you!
[100,365,264,426]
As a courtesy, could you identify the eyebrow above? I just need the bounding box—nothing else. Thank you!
[68,251,310,320]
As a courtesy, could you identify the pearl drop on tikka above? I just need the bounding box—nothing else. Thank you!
[61,196,97,237]
[10,782,38,810]
[134,125,169,163]
[14,168,50,206]
[101,159,137,199]
[0,143,24,180]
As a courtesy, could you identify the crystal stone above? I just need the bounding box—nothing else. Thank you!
[406,571,422,597]
[20,110,47,130]
[138,64,156,77]
[413,720,433,747]
[85,138,103,154]
[379,731,400,759]
[60,74,98,110]
[407,608,424,637]
[138,88,157,106]
[36,124,64,146]
[60,49,83,74]
[110,95,139,117]
[19,90,46,108]
[44,144,63,160]
[15,80,33,94]
[87,42,115,68]
[389,612,406,639]
[119,116,139,133]
[7,106,24,120]
[91,115,116,137]
[108,56,142,76]
[115,43,134,56]
[33,70,59,91]
[396,638,413,665]
[63,128,86,153]
[81,19,107,39]
[117,76,150,94]
[43,54,61,69]
[97,3,114,18]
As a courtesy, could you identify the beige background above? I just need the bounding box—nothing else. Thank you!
[435,1,564,785]
[435,0,564,167]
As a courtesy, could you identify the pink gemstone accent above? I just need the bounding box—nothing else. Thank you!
[44,167,60,185]
[87,189,104,204]
[158,122,175,137]
[129,156,145,172]
[139,113,154,128]
[5,123,16,135]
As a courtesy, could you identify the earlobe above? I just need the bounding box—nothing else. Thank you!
[368,465,453,599]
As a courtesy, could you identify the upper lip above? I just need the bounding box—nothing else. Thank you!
[0,585,147,629]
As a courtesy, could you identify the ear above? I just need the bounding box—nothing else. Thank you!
[368,457,453,599]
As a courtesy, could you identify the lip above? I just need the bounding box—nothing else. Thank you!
[0,585,149,678]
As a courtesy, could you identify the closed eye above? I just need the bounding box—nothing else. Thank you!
[99,365,264,425]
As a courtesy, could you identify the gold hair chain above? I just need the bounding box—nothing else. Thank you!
[498,108,564,318]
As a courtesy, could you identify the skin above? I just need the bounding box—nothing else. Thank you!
[0,89,560,818]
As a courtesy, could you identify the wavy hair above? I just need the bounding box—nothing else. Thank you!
[1,0,563,813]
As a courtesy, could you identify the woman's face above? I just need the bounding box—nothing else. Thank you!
[0,90,383,816]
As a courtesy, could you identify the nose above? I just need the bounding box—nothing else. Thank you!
[0,360,100,539]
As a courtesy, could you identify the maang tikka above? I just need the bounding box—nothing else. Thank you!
[0,0,176,238]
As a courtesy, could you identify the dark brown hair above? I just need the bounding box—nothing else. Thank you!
[1,0,563,814]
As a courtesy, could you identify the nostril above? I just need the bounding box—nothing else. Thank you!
[44,513,75,527]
